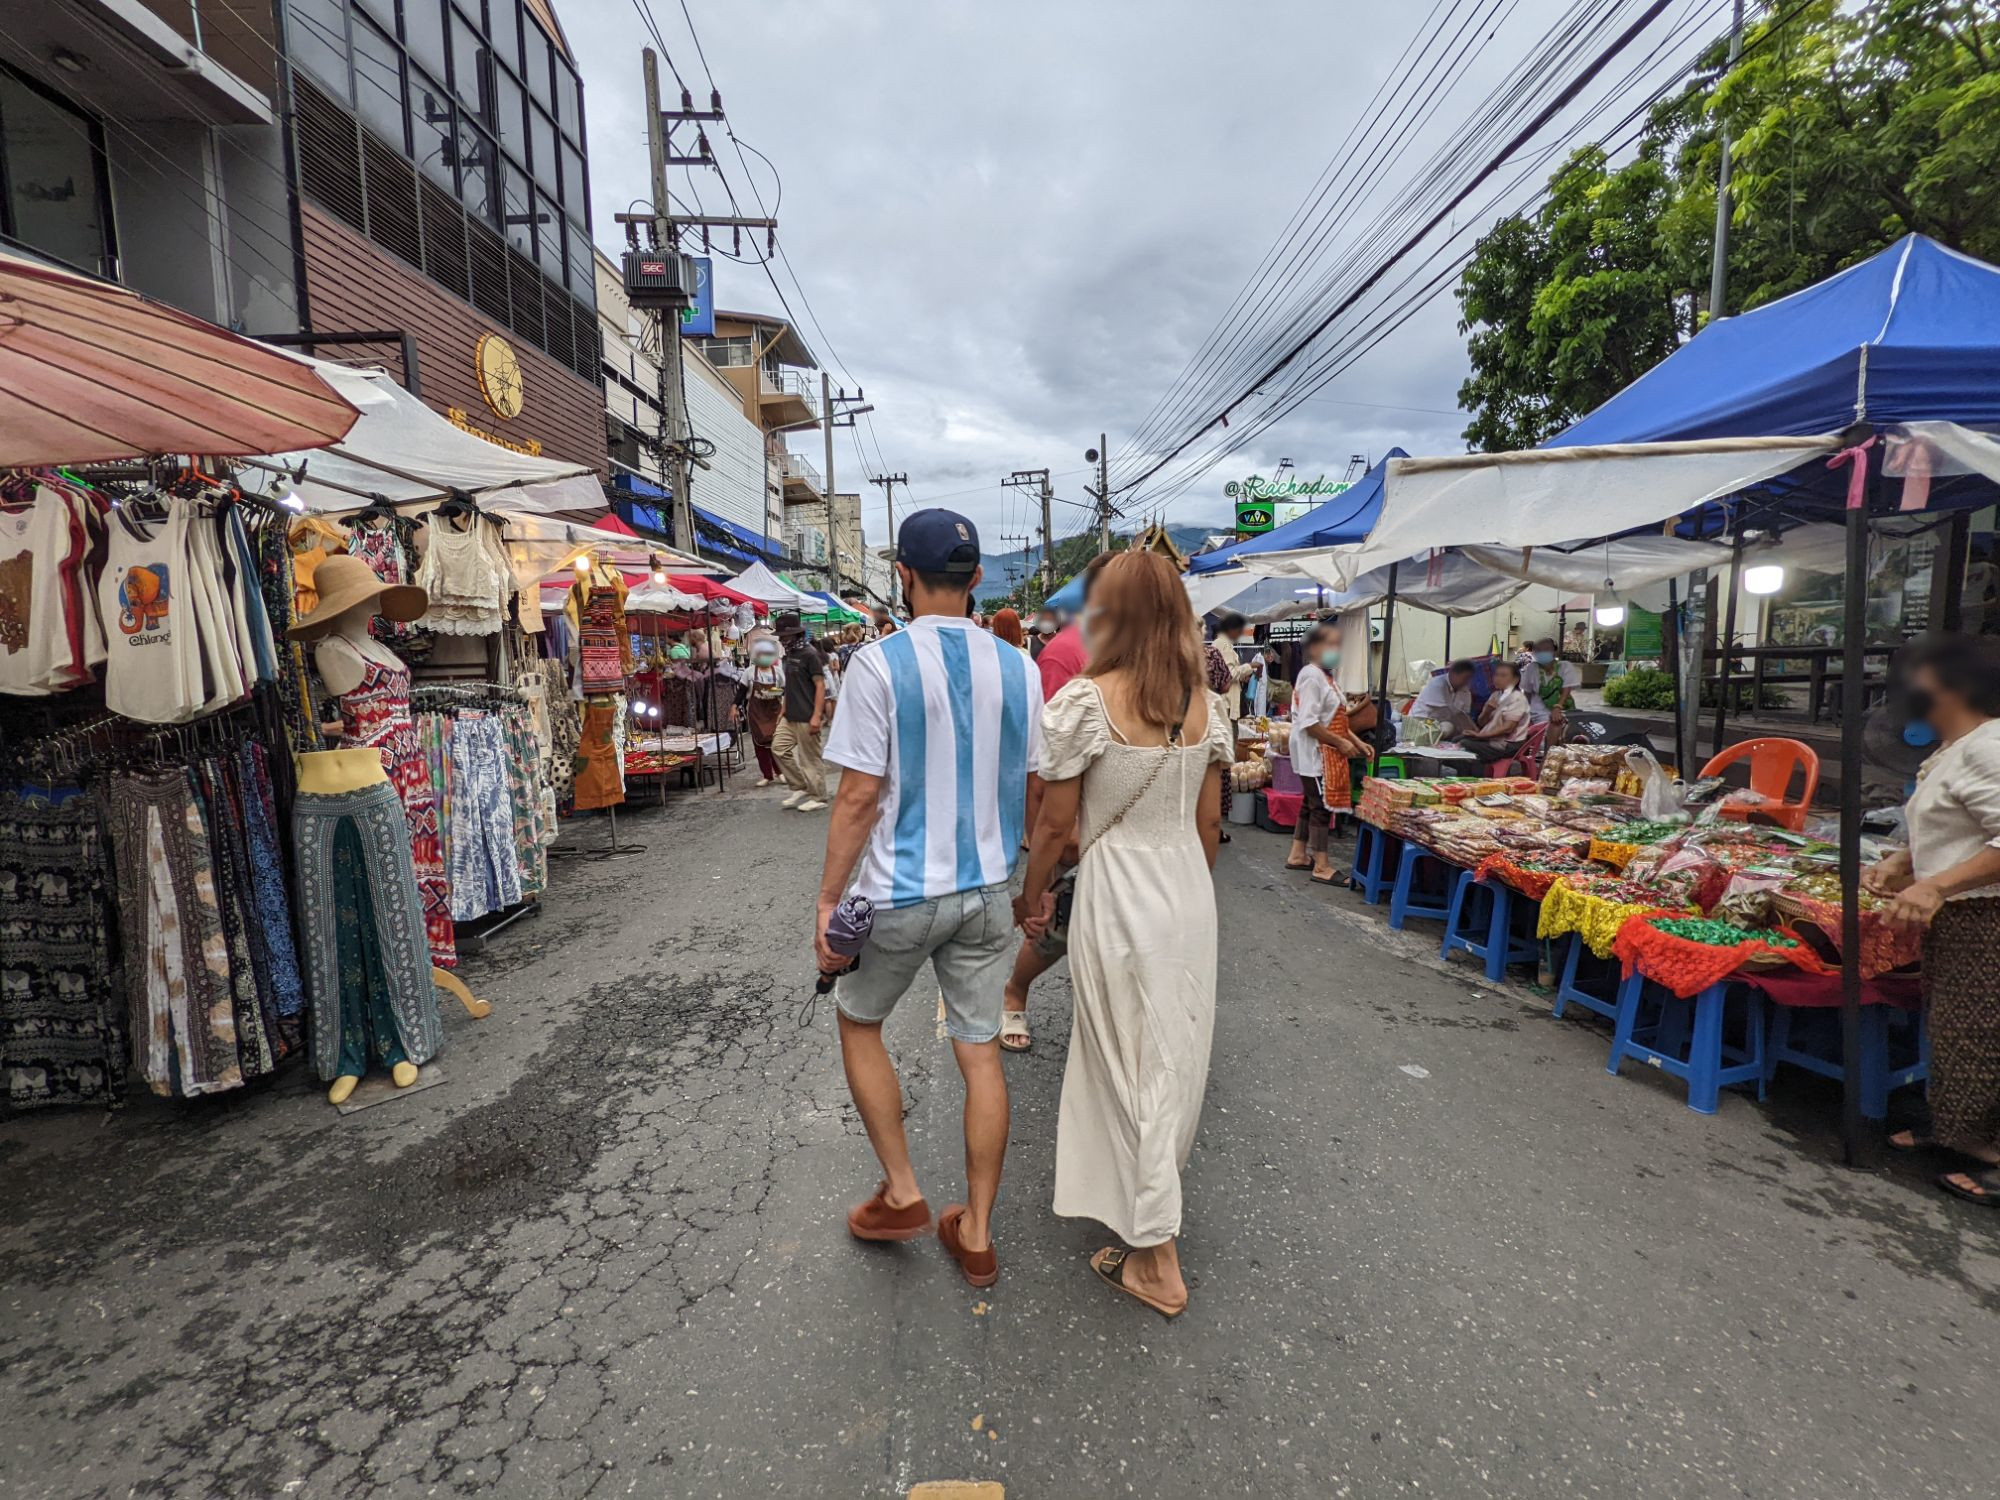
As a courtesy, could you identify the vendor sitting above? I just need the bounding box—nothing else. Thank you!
[1408,659,1477,736]
[1459,660,1529,765]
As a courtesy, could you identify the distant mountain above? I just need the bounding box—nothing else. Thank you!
[973,524,1221,604]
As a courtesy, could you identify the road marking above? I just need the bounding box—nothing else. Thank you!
[1399,1064,1431,1078]
[909,1485,1003,1499]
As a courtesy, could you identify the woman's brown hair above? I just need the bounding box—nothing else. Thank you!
[990,607,1025,648]
[1084,550,1205,734]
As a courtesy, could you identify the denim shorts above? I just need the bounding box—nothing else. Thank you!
[836,881,1015,1043]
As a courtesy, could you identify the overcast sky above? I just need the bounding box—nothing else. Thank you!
[560,0,1722,552]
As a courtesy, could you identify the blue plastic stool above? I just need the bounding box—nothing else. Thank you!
[1765,1003,1930,1120]
[1552,933,1622,1022]
[1388,842,1454,930]
[1350,823,1395,905]
[1440,870,1539,981]
[1607,976,1768,1115]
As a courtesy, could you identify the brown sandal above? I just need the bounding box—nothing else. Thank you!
[1090,1246,1185,1318]
[938,1204,998,1287]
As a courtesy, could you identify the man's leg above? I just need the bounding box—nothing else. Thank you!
[797,727,829,800]
[936,886,1020,1254]
[949,1033,1008,1252]
[772,721,807,792]
[837,1012,922,1209]
[1002,939,1057,1016]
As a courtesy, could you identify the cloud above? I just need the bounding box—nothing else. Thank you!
[562,0,1691,548]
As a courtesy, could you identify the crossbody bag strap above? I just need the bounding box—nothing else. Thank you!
[1078,687,1193,858]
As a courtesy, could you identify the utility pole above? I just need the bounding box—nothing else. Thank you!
[642,49,695,557]
[822,371,838,597]
[868,471,907,609]
[1083,437,1113,553]
[1708,0,1745,319]
[814,378,875,601]
[1002,469,1053,588]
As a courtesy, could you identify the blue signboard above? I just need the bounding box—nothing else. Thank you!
[680,256,714,337]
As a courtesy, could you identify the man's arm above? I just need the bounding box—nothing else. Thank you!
[809,673,826,735]
[815,768,884,971]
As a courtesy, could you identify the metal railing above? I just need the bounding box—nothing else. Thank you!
[759,365,818,412]
[779,451,822,492]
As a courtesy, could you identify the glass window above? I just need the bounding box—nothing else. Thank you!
[501,161,533,256]
[536,189,563,277]
[410,67,455,191]
[457,117,498,227]
[560,142,585,222]
[0,73,113,277]
[449,7,488,124]
[494,64,526,169]
[529,105,557,192]
[353,0,396,26]
[523,16,554,108]
[567,219,594,300]
[287,0,352,103]
[403,0,447,80]
[556,61,582,143]
[351,18,405,149]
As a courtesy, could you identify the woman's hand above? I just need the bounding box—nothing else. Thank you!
[1013,889,1053,936]
[1884,880,1945,930]
[1861,851,1915,897]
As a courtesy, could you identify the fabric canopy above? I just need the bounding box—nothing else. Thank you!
[1557,235,2000,446]
[804,589,865,622]
[498,512,702,590]
[730,561,820,612]
[263,360,605,516]
[0,246,358,465]
[1186,449,1405,574]
[625,579,712,614]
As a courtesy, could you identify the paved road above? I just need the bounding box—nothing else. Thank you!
[4,782,1999,1499]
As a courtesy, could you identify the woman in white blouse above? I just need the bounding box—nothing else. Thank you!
[1864,636,2000,1207]
[1461,660,1530,765]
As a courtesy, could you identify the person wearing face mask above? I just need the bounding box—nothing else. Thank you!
[1285,621,1368,884]
[1030,609,1059,661]
[741,632,787,786]
[1528,638,1571,728]
[1036,553,1115,702]
[1865,635,2000,1207]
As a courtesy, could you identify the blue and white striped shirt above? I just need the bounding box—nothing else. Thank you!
[823,616,1043,908]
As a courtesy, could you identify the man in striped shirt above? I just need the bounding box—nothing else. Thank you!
[816,508,1041,1287]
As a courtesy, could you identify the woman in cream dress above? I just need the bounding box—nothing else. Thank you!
[1016,551,1231,1317]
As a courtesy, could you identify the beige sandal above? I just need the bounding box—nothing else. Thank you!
[999,1009,1031,1052]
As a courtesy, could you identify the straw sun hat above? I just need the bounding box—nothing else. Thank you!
[288,553,428,638]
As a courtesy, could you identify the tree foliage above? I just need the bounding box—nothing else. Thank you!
[1456,1,2000,452]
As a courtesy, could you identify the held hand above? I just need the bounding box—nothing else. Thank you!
[808,716,823,737]
[813,898,843,974]
[1018,891,1055,939]
[1884,880,1944,930]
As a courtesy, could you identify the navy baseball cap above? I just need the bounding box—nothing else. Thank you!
[895,508,981,574]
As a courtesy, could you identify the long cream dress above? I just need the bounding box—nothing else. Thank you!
[1041,677,1233,1248]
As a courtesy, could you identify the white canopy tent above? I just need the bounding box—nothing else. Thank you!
[730,561,820,613]
[255,359,607,518]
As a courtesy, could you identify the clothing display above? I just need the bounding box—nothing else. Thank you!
[573,698,625,811]
[288,515,350,619]
[0,786,125,1109]
[1040,679,1233,1249]
[100,747,306,1097]
[416,515,508,636]
[0,480,104,698]
[407,684,551,921]
[334,653,455,968]
[347,515,433,659]
[447,714,524,919]
[571,564,631,697]
[292,781,443,1083]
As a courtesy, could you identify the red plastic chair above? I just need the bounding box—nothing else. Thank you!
[1505,721,1550,780]
[1697,738,1820,832]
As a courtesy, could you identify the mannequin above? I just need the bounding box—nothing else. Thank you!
[290,553,487,1108]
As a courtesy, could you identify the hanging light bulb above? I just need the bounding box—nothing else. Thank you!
[1743,563,1785,596]
[1594,601,1625,628]
[280,489,305,512]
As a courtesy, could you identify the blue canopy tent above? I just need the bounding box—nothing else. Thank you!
[1370,234,2000,1165]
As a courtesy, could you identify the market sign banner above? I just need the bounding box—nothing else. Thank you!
[1234,500,1274,535]
[1224,474,1353,502]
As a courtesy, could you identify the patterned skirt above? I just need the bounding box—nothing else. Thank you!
[368,720,456,970]
[1923,896,2000,1148]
